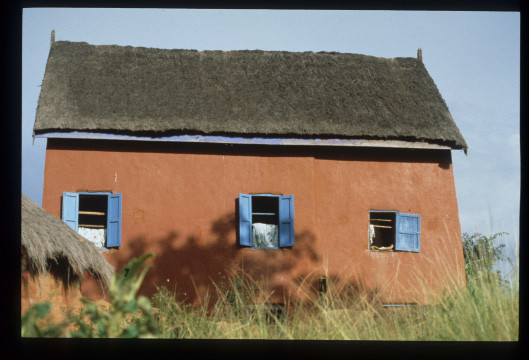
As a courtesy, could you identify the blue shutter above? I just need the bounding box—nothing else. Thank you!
[62,192,79,232]
[239,194,252,246]
[106,193,122,247]
[395,212,421,252]
[279,195,295,247]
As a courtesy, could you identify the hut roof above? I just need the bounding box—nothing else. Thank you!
[34,40,467,150]
[21,194,114,286]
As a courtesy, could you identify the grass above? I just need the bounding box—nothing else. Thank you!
[147,232,518,341]
[150,265,518,341]
[22,234,519,340]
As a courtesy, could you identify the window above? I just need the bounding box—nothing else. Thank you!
[368,210,420,252]
[238,193,295,249]
[62,192,122,249]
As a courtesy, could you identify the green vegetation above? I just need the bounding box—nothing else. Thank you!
[462,232,513,288]
[21,302,65,337]
[21,252,160,338]
[66,252,159,338]
[21,232,518,340]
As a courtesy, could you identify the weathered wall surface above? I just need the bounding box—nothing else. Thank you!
[313,147,465,303]
[21,272,83,323]
[42,139,465,305]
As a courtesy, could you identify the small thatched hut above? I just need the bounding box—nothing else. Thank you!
[21,194,114,320]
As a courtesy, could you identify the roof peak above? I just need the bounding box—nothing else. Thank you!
[52,40,417,61]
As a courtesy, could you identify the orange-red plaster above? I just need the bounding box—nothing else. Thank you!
[42,140,465,306]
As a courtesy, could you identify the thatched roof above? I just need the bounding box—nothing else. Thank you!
[34,41,467,150]
[21,194,114,286]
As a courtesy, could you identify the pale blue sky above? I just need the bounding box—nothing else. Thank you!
[22,9,520,264]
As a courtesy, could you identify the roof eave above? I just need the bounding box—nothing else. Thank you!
[35,131,458,150]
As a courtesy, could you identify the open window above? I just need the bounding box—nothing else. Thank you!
[238,193,294,249]
[369,210,420,252]
[62,192,122,249]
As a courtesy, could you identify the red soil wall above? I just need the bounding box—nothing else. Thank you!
[21,272,83,323]
[42,139,466,305]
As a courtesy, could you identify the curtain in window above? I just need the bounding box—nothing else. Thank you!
[252,223,279,248]
[78,227,106,248]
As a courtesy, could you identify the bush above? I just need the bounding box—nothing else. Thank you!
[21,253,160,338]
[21,302,66,337]
[462,232,512,287]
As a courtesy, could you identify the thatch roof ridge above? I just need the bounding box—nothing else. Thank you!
[34,40,468,150]
[21,194,114,286]
[51,40,413,58]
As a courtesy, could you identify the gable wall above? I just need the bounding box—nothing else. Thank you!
[42,139,465,305]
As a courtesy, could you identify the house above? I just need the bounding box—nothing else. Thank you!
[33,36,468,307]
[21,194,114,322]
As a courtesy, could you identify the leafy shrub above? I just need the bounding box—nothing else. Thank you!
[21,253,160,338]
[462,232,512,287]
[21,302,66,337]
[67,252,159,338]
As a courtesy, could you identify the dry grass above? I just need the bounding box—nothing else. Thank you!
[151,263,518,340]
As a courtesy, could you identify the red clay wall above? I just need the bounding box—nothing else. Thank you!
[21,272,83,323]
[42,139,465,305]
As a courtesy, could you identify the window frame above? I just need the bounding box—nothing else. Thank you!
[368,210,421,253]
[238,193,295,250]
[62,191,122,250]
[250,194,280,250]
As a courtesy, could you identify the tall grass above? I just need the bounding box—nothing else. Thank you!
[151,262,518,340]
[22,233,518,340]
[149,231,518,340]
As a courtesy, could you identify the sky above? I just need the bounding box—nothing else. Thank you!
[22,9,520,269]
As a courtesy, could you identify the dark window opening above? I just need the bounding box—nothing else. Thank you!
[369,211,396,251]
[251,196,279,225]
[79,195,107,228]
